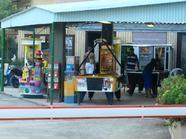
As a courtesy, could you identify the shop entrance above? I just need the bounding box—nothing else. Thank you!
[177,33,186,72]
[85,31,101,52]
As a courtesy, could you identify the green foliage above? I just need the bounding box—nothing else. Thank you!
[0,35,17,62]
[0,0,18,59]
[158,76,186,104]
[157,75,186,125]
[0,0,18,20]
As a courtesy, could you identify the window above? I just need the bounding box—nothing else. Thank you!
[65,35,75,56]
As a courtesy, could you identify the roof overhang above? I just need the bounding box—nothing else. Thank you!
[76,23,186,32]
[1,7,54,28]
[1,0,186,29]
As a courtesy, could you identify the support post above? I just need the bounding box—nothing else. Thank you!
[53,23,66,102]
[1,29,5,92]
[33,29,35,66]
[49,23,55,105]
[102,23,113,45]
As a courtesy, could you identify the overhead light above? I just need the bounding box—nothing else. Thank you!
[99,21,112,24]
[145,22,155,28]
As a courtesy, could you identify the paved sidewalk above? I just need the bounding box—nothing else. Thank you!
[0,87,171,139]
[0,119,170,139]
[3,87,157,106]
[0,93,41,106]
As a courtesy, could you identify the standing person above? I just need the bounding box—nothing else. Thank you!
[84,46,95,100]
[84,46,95,74]
[84,47,95,75]
[126,47,139,71]
[126,47,142,96]
[143,58,156,97]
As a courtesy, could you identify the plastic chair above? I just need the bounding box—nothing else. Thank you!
[169,68,184,76]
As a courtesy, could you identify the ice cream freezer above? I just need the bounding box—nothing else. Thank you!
[74,74,122,105]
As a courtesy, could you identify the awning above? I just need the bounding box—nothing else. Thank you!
[1,0,186,28]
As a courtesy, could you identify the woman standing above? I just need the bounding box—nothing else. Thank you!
[143,59,156,97]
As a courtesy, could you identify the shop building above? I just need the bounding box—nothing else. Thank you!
[1,0,186,103]
[11,0,182,69]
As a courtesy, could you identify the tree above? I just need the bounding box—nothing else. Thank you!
[0,0,19,62]
[0,0,18,20]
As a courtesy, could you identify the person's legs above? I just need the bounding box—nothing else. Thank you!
[138,83,143,93]
[127,73,136,96]
[128,83,136,96]
[88,92,94,100]
[145,88,153,97]
[152,85,157,97]
[145,88,149,97]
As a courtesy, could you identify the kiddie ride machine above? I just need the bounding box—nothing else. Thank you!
[74,39,124,105]
[19,48,46,98]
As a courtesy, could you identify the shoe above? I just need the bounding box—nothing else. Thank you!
[151,94,157,98]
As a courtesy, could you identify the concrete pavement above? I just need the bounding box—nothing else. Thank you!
[0,119,170,139]
[3,86,157,106]
[0,93,41,106]
[0,87,171,139]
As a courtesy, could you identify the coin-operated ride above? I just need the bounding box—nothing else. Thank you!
[19,50,46,97]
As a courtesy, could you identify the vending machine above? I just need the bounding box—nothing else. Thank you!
[47,63,60,90]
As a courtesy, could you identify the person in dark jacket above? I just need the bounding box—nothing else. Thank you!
[126,47,143,96]
[143,58,156,97]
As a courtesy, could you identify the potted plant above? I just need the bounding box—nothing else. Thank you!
[157,75,186,139]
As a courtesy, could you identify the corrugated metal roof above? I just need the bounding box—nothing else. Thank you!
[76,23,186,32]
[54,2,186,23]
[1,0,186,28]
[36,0,186,13]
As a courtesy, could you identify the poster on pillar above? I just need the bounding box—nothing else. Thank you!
[100,45,116,74]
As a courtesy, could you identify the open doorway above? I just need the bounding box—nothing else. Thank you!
[85,31,101,73]
[85,31,101,52]
[177,33,186,72]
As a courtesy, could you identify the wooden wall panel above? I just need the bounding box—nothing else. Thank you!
[116,32,132,44]
[167,32,177,68]
[74,31,86,64]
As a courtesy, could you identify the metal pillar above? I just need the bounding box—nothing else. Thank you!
[52,23,66,102]
[33,29,35,66]
[54,23,66,102]
[49,23,55,105]
[1,29,5,92]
